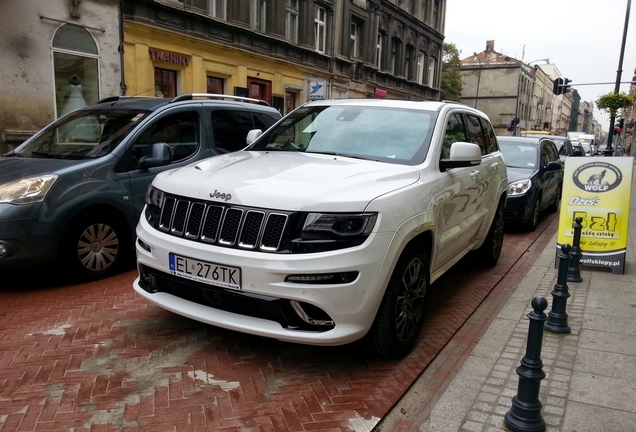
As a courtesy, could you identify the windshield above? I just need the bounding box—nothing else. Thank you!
[499,143,538,169]
[579,141,592,152]
[11,109,150,159]
[247,105,437,165]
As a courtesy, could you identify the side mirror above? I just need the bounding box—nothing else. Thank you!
[246,129,263,145]
[545,161,562,171]
[439,142,482,171]
[139,142,172,169]
[572,149,583,156]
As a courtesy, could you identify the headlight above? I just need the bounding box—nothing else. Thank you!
[0,174,58,204]
[302,213,377,239]
[146,186,165,208]
[507,179,532,196]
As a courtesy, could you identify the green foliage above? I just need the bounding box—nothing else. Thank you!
[595,92,634,117]
[441,43,463,102]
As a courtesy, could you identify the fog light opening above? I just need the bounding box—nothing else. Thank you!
[137,238,152,253]
[0,243,7,258]
[290,300,334,326]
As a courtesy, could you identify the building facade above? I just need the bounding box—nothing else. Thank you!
[122,0,445,112]
[0,0,122,153]
[0,0,446,153]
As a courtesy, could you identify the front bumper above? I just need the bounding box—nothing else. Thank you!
[0,203,59,270]
[133,215,396,346]
[504,194,535,224]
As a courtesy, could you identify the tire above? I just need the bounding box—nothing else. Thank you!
[525,196,541,232]
[548,187,561,213]
[60,211,130,281]
[366,248,429,358]
[474,199,505,268]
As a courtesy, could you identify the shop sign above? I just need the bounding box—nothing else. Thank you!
[557,157,634,274]
[309,81,326,99]
[149,48,191,66]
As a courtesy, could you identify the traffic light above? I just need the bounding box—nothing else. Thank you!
[552,78,572,95]
[552,78,564,95]
[508,117,520,132]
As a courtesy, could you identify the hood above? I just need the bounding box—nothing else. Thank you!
[506,166,536,183]
[153,151,421,212]
[0,157,80,185]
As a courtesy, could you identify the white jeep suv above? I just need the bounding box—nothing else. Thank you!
[134,99,508,357]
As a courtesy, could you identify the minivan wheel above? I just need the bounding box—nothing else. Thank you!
[366,248,429,358]
[60,211,130,281]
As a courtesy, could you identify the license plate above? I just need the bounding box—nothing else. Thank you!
[168,253,241,290]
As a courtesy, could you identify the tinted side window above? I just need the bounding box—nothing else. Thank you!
[115,111,200,172]
[251,112,279,132]
[211,110,254,153]
[465,114,486,156]
[540,141,559,166]
[480,118,499,154]
[441,113,466,159]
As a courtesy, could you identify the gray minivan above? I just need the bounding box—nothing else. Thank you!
[0,94,281,280]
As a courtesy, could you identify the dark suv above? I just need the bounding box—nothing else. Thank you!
[0,94,281,280]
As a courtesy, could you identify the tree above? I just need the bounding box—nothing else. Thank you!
[441,43,463,102]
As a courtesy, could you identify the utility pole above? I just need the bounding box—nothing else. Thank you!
[605,0,631,156]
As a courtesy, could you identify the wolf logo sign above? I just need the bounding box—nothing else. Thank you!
[558,158,634,274]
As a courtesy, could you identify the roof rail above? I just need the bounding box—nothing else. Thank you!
[96,96,126,104]
[170,93,270,106]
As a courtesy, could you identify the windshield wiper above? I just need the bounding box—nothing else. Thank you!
[2,150,22,157]
[30,151,55,158]
[306,151,374,161]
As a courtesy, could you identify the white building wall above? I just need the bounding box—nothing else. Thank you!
[0,0,121,152]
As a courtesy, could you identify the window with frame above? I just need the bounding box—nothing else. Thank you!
[154,68,177,98]
[251,0,267,32]
[390,38,401,76]
[285,0,299,43]
[209,0,226,19]
[207,76,224,94]
[178,0,225,18]
[417,52,425,84]
[405,45,414,80]
[314,6,327,53]
[350,19,360,59]
[427,56,436,87]
[376,33,383,69]
[53,24,99,119]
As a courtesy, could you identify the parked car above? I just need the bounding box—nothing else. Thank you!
[0,94,282,280]
[522,134,582,162]
[497,136,564,231]
[134,99,509,357]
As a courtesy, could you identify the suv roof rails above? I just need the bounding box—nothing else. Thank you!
[170,93,270,106]
[95,95,158,104]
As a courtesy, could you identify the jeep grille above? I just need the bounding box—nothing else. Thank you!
[157,196,289,252]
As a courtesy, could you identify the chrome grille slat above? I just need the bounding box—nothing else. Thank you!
[156,195,286,252]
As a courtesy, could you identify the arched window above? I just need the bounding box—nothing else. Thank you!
[52,24,100,118]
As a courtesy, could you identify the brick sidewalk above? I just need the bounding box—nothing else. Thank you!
[0,215,555,431]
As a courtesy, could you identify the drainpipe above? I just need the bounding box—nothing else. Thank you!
[118,0,127,96]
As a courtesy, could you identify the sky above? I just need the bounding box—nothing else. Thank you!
[444,0,636,129]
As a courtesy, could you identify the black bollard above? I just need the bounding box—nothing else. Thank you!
[545,244,572,334]
[567,217,583,283]
[504,296,548,432]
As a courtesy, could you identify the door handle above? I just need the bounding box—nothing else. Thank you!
[470,170,479,177]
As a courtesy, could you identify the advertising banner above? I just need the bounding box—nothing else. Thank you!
[557,157,634,274]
